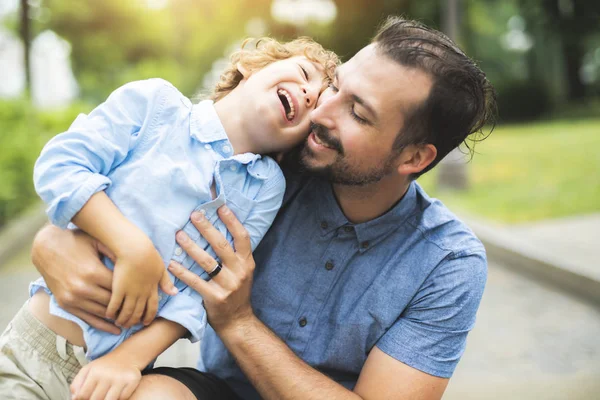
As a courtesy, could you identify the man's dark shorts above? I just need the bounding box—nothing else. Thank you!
[144,367,241,400]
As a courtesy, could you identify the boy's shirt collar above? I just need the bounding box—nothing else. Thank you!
[190,100,229,145]
[190,100,267,176]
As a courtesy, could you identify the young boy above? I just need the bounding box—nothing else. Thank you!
[0,37,338,400]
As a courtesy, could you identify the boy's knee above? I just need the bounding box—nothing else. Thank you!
[130,374,196,400]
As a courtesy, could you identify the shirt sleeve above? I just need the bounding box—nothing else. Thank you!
[244,159,286,251]
[376,250,487,378]
[33,79,168,228]
[156,286,207,343]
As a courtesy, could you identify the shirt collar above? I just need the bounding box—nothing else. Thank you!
[189,100,229,144]
[315,180,420,252]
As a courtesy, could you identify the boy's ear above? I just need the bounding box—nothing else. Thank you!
[236,62,251,79]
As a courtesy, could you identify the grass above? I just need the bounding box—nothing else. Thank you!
[417,118,600,224]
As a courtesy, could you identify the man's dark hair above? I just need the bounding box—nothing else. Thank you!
[373,16,497,179]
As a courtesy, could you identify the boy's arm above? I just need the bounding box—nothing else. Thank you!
[33,79,168,229]
[70,318,187,400]
[72,191,175,328]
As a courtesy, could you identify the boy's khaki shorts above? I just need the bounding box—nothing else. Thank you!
[0,302,88,400]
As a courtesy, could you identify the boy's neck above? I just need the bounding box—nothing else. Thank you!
[213,95,256,155]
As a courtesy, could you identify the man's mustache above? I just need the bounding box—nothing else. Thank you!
[309,123,344,154]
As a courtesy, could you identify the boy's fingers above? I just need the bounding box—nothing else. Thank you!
[218,206,252,258]
[76,370,96,400]
[125,298,146,328]
[159,269,178,295]
[120,381,138,400]
[104,384,123,400]
[90,381,110,400]
[142,293,158,326]
[105,291,124,321]
[115,296,136,327]
[70,365,88,396]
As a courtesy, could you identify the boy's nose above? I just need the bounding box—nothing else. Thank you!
[302,86,318,108]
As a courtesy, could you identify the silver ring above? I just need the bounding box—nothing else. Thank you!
[208,262,222,279]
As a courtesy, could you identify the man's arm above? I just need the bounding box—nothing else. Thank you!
[168,206,449,400]
[31,225,120,334]
[31,224,176,333]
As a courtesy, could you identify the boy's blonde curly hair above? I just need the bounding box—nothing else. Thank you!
[210,37,339,102]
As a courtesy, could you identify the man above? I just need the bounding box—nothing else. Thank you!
[32,16,496,400]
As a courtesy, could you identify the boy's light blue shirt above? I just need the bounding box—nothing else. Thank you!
[31,78,285,361]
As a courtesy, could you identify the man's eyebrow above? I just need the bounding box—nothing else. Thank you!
[335,70,378,123]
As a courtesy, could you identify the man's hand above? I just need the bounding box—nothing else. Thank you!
[31,225,120,334]
[167,205,255,333]
[105,233,175,328]
[71,352,142,400]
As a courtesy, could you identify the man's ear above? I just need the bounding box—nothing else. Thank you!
[396,144,437,176]
[236,62,251,79]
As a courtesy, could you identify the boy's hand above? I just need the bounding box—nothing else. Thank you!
[71,353,141,400]
[105,235,176,328]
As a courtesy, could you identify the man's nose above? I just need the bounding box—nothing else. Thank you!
[310,88,337,128]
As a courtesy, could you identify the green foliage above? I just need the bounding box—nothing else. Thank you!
[419,119,600,223]
[0,99,90,228]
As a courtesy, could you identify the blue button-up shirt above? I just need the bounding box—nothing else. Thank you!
[30,79,285,361]
[200,174,487,399]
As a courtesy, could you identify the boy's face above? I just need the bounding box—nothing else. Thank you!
[237,56,327,153]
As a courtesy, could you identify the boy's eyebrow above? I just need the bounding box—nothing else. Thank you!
[336,70,378,122]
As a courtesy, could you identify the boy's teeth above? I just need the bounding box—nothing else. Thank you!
[278,89,295,121]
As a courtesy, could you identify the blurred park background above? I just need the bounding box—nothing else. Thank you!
[1,0,599,225]
[1,0,599,399]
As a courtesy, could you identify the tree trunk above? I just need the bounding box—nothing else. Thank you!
[20,0,31,95]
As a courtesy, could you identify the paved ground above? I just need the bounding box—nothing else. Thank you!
[1,245,599,399]
[506,213,600,281]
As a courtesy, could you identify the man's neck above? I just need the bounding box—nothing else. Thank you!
[331,175,411,224]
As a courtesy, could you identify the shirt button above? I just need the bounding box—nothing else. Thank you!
[174,246,183,256]
[230,165,237,172]
[222,145,231,153]
[298,317,307,327]
[199,208,206,215]
[325,261,334,271]
[204,144,212,150]
[158,293,163,302]
[344,226,353,233]
[320,221,328,229]
[361,241,369,249]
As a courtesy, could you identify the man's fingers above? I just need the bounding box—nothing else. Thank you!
[77,299,109,319]
[104,384,123,400]
[69,308,120,335]
[218,206,252,258]
[168,262,212,298]
[175,231,227,280]
[96,241,117,263]
[105,291,124,321]
[190,211,235,264]
[159,269,178,296]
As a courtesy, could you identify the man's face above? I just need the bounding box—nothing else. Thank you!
[300,44,433,186]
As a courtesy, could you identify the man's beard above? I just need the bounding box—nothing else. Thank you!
[297,123,396,186]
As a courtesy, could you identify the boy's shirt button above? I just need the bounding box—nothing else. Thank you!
[174,247,183,256]
[222,145,231,154]
[204,144,212,150]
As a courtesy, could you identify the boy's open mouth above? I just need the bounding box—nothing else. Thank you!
[278,88,296,121]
